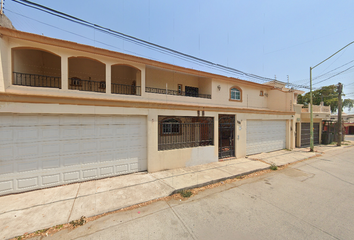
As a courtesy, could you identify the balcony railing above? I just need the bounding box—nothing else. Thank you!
[145,87,211,99]
[69,78,105,93]
[111,83,141,95]
[13,72,61,88]
[302,105,331,113]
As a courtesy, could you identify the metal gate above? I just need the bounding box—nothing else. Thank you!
[218,115,235,159]
[301,122,319,146]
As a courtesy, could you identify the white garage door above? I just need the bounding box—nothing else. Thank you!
[0,114,147,196]
[246,120,286,155]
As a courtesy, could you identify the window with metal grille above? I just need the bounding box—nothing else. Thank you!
[162,118,180,134]
[158,117,214,151]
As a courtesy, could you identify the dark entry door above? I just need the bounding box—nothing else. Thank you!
[219,115,235,159]
[301,122,319,147]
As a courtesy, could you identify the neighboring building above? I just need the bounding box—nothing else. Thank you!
[0,27,299,195]
[343,114,354,135]
[293,102,331,147]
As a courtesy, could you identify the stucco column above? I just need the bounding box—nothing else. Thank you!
[140,65,146,97]
[0,37,11,91]
[147,109,159,172]
[105,63,111,94]
[236,115,246,158]
[61,55,68,90]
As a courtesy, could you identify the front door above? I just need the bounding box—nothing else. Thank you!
[218,115,235,159]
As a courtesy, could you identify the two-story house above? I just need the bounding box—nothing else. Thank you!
[0,27,300,195]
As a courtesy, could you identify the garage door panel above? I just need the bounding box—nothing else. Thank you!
[0,114,147,195]
[0,163,14,175]
[247,120,286,155]
[42,158,61,169]
[0,145,14,160]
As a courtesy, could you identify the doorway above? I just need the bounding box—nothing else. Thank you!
[218,115,235,159]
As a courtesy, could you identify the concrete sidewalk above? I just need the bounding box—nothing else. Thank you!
[0,145,348,239]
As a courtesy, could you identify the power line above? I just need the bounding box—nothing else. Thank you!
[10,0,311,89]
[313,64,354,85]
[313,59,354,81]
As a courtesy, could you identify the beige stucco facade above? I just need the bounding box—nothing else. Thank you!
[0,27,299,175]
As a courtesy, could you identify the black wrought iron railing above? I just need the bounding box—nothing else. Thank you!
[111,83,141,95]
[69,78,106,93]
[145,87,211,99]
[13,72,61,88]
[158,121,214,151]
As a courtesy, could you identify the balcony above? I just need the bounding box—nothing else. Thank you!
[68,78,105,93]
[145,86,211,99]
[301,105,331,113]
[13,72,61,88]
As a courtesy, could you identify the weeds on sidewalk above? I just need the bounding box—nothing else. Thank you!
[270,163,278,170]
[70,216,86,228]
[179,189,193,198]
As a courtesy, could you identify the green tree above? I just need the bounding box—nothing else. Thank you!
[297,85,354,112]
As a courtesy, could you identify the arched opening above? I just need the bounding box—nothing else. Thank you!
[68,57,106,93]
[12,48,61,88]
[111,64,141,95]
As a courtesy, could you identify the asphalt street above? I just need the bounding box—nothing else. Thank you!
[33,146,354,240]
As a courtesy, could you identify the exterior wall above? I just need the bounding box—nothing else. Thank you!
[234,113,293,158]
[0,99,295,172]
[147,109,218,172]
[0,36,11,91]
[211,79,269,109]
[146,66,201,91]
[268,89,294,112]
[12,48,61,77]
[0,30,299,174]
[1,36,298,113]
[3,37,146,101]
[68,57,105,81]
[111,64,141,86]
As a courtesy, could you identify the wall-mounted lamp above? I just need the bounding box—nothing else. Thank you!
[264,93,268,97]
[237,120,242,124]
[217,85,221,91]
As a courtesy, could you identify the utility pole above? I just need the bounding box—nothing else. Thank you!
[1,0,3,15]
[309,67,314,151]
[308,41,354,152]
[337,82,342,146]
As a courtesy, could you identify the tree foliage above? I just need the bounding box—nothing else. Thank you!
[297,85,354,112]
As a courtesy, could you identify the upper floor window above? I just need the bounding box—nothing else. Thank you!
[230,86,242,101]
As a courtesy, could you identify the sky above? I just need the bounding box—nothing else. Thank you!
[3,0,354,112]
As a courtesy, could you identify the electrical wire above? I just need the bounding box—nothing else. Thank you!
[9,0,311,89]
[313,64,354,85]
[313,59,354,81]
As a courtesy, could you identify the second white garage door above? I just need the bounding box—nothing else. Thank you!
[246,120,286,155]
[0,114,147,196]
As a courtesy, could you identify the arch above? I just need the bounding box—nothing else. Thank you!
[68,56,106,82]
[12,47,61,88]
[229,86,242,102]
[111,63,142,72]
[68,56,105,65]
[12,46,61,58]
[111,64,141,95]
